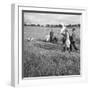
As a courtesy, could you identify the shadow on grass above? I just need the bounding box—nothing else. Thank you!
[33,41,62,51]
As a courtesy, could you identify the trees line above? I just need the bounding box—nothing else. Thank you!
[24,23,80,28]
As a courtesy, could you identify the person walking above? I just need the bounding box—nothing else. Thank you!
[70,28,78,51]
[65,29,71,52]
[61,29,70,52]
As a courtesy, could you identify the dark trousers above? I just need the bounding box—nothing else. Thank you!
[70,41,78,51]
[50,36,53,42]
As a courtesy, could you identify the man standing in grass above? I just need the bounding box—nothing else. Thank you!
[50,30,54,42]
[70,28,78,51]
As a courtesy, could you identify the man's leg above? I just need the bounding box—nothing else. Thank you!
[73,42,78,50]
[70,43,72,51]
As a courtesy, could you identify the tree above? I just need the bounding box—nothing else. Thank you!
[37,24,40,27]
[46,24,50,27]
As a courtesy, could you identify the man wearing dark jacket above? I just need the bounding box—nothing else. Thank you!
[70,28,78,51]
[50,30,54,42]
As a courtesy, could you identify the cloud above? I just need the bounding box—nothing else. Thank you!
[24,12,81,25]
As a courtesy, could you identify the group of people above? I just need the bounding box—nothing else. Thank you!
[45,23,78,52]
[61,28,78,52]
[47,27,78,52]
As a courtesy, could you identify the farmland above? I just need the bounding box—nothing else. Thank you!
[23,26,80,77]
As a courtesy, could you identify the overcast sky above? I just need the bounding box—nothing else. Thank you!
[24,12,81,25]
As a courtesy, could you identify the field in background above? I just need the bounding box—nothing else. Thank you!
[23,26,80,77]
[24,26,80,40]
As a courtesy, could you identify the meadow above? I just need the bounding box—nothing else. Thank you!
[23,26,80,77]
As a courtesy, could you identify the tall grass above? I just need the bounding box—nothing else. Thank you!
[23,47,80,77]
[23,26,80,77]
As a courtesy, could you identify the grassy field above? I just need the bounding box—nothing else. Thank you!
[23,26,80,77]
